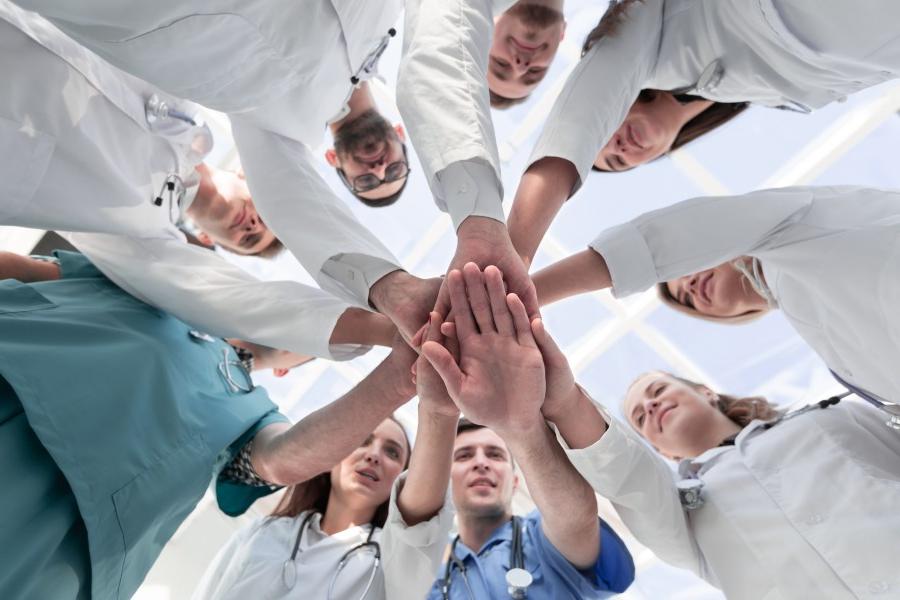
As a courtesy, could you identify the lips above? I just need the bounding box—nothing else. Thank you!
[626,124,645,150]
[231,204,247,229]
[355,468,380,483]
[468,477,496,489]
[510,36,541,51]
[657,404,676,431]
[700,272,714,305]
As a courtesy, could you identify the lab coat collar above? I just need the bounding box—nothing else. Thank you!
[680,418,776,477]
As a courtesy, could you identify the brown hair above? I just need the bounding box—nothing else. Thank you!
[670,374,784,428]
[269,416,411,528]
[490,90,530,110]
[583,2,748,172]
[253,237,285,259]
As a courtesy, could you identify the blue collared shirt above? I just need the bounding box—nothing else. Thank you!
[426,510,634,599]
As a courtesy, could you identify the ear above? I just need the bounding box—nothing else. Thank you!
[560,20,567,40]
[324,149,339,167]
[393,124,406,142]
[696,385,719,405]
[235,167,246,180]
[195,231,214,248]
[273,368,290,377]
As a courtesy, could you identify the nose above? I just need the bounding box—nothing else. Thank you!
[644,396,661,417]
[471,450,491,472]
[686,273,701,296]
[364,448,381,466]
[243,211,262,233]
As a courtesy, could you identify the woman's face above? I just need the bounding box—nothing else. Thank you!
[665,261,769,319]
[330,419,409,507]
[623,372,724,459]
[594,93,711,172]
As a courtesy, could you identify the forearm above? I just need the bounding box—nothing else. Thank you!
[532,249,611,307]
[396,407,456,525]
[545,386,608,450]
[0,252,61,282]
[330,308,396,348]
[507,157,578,265]
[252,359,413,485]
[503,419,600,569]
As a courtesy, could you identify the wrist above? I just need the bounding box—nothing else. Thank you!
[457,215,507,243]
[418,404,460,424]
[375,356,416,404]
[543,384,584,423]
[368,269,408,313]
[495,411,546,440]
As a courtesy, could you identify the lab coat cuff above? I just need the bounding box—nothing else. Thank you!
[384,472,455,547]
[322,254,403,310]
[311,301,373,361]
[438,161,505,231]
[590,222,658,298]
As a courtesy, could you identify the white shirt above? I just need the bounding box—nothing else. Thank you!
[555,398,900,599]
[591,185,900,405]
[0,3,361,359]
[530,0,900,191]
[192,474,455,600]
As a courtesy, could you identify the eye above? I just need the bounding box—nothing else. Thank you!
[683,292,695,309]
[636,412,645,426]
[654,383,667,398]
[385,446,401,461]
[493,56,511,68]
[454,451,472,461]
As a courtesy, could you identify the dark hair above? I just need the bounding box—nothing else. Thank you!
[455,418,515,466]
[490,89,529,110]
[583,2,749,173]
[253,236,285,259]
[669,375,784,428]
[347,173,409,208]
[269,416,411,528]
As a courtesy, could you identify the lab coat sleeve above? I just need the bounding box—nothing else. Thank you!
[590,187,817,298]
[397,0,512,229]
[380,472,455,600]
[230,117,402,307]
[528,0,663,194]
[62,231,367,360]
[550,399,705,575]
[190,519,262,600]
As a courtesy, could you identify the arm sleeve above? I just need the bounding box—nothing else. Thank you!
[549,401,705,575]
[230,117,402,307]
[589,187,816,297]
[380,472,456,600]
[62,231,367,360]
[190,519,262,600]
[397,0,509,229]
[526,511,635,594]
[527,0,663,194]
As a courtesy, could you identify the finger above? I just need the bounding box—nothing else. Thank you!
[531,317,563,364]
[484,265,515,336]
[432,278,451,319]
[425,312,444,344]
[440,321,457,338]
[462,262,495,334]
[512,273,542,321]
[410,323,428,349]
[447,269,477,340]
[506,293,537,348]
[422,340,464,397]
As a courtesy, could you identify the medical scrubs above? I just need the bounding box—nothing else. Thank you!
[0,252,288,600]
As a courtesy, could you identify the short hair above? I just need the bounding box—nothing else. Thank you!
[215,235,285,260]
[490,89,529,110]
[455,418,515,466]
[345,172,409,208]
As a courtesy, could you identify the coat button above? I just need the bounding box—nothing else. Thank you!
[836,96,847,103]
[805,513,824,525]
[868,581,890,594]
[457,184,468,194]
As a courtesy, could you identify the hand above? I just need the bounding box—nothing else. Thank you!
[416,312,460,419]
[381,332,419,399]
[433,217,539,322]
[369,271,441,345]
[228,339,314,377]
[422,264,546,436]
[529,318,581,423]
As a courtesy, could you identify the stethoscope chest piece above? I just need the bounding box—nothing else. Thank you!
[677,478,705,510]
[506,567,533,599]
[282,560,298,589]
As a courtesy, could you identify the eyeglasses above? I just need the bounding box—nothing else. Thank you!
[337,145,411,194]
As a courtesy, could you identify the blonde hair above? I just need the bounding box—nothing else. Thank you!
[669,374,784,428]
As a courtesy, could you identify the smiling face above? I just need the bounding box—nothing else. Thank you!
[624,372,738,460]
[594,92,713,172]
[187,168,277,255]
[488,1,566,101]
[664,261,769,320]
[329,419,410,508]
[451,427,517,518]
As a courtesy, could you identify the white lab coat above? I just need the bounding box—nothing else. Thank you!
[555,398,900,599]
[530,0,900,189]
[0,3,360,360]
[15,0,515,300]
[591,185,900,406]
[192,474,455,600]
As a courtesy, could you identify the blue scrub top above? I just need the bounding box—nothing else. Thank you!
[0,252,288,600]
[427,510,635,599]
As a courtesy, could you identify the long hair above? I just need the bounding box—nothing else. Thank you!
[670,375,784,427]
[269,416,411,529]
[583,2,748,171]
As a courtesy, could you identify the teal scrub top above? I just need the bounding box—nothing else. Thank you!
[0,252,288,600]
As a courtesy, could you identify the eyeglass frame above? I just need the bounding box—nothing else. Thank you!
[336,144,411,194]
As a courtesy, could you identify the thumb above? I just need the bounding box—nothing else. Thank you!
[421,340,463,397]
[531,318,563,364]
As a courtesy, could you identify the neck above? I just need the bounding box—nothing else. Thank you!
[185,162,216,219]
[668,95,715,130]
[320,491,377,536]
[329,83,377,135]
[457,509,512,553]
[683,417,742,459]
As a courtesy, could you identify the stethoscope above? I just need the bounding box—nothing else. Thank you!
[349,28,396,86]
[441,516,533,600]
[677,393,851,510]
[281,511,381,600]
[830,370,900,431]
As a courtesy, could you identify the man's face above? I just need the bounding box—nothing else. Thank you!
[188,169,277,255]
[488,1,566,100]
[326,109,409,204]
[451,427,517,518]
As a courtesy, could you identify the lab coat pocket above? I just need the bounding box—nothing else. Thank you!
[0,280,56,314]
[0,116,54,221]
[112,434,210,598]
